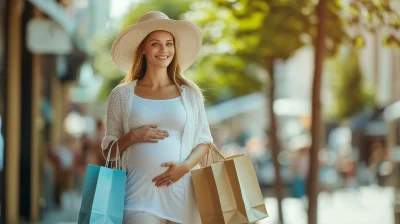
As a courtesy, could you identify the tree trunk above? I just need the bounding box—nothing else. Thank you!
[308,0,327,224]
[267,58,284,224]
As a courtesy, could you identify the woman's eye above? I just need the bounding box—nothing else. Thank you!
[167,43,174,46]
[152,43,159,46]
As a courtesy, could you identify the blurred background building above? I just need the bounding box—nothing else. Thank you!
[1,0,111,223]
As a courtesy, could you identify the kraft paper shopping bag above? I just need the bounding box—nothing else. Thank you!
[192,143,268,224]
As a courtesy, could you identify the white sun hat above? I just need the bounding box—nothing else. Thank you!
[111,11,203,74]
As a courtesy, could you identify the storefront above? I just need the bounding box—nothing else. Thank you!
[1,0,86,222]
[0,0,95,221]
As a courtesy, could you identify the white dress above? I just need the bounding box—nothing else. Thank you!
[124,94,187,223]
[101,80,213,224]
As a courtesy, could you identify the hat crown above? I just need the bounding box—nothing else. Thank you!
[137,11,170,23]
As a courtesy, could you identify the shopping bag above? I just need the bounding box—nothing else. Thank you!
[192,143,268,224]
[78,140,126,224]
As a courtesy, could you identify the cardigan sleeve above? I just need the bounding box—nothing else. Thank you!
[197,95,213,145]
[101,88,124,160]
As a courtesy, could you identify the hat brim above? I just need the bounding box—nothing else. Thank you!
[111,19,202,74]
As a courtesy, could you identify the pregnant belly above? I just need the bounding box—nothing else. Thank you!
[124,135,182,179]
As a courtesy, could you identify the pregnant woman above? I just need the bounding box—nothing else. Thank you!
[101,11,213,224]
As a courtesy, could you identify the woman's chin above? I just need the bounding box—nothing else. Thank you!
[158,62,172,68]
[149,61,172,69]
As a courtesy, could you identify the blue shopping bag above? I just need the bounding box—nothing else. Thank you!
[78,140,126,224]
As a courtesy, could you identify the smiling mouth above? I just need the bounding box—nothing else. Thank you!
[156,56,169,59]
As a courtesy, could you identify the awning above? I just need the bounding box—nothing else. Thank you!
[206,95,310,125]
[28,0,75,34]
[28,0,87,53]
[206,93,265,125]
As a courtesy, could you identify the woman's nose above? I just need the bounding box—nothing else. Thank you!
[160,45,167,53]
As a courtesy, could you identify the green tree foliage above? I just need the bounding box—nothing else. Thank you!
[327,48,375,120]
[119,0,193,30]
[323,0,399,122]
[90,34,123,100]
[345,0,400,48]
[308,1,399,223]
[185,54,265,105]
[185,0,308,105]
[206,0,346,58]
[182,1,268,105]
[185,1,343,223]
[185,0,347,102]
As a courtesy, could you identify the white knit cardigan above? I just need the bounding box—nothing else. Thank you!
[101,80,213,224]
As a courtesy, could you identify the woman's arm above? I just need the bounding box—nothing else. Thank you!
[102,130,135,160]
[101,88,124,161]
[182,143,209,171]
[153,86,213,186]
[102,87,169,161]
[104,125,169,160]
[152,143,210,187]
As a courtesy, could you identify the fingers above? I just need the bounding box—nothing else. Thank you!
[166,181,173,187]
[147,139,159,143]
[144,135,165,143]
[152,172,169,183]
[149,130,169,140]
[146,125,168,134]
[139,125,169,143]
[155,176,173,187]
[162,162,175,167]
[133,125,170,143]
[146,125,169,136]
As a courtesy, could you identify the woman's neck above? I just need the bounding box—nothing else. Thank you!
[139,66,172,88]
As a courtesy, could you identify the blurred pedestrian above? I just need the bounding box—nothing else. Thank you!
[369,139,385,185]
[291,146,309,198]
[44,144,58,210]
[55,135,75,209]
[87,119,106,167]
[102,11,213,224]
[73,134,90,192]
[337,148,356,188]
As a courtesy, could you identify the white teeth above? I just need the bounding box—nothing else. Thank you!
[157,56,168,59]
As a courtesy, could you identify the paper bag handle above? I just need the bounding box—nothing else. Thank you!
[105,139,122,170]
[204,143,244,167]
[205,143,223,167]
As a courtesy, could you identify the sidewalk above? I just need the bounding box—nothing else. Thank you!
[40,185,395,224]
[40,191,81,224]
[259,185,395,224]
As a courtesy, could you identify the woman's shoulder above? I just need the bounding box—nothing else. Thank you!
[184,80,203,99]
[110,81,136,96]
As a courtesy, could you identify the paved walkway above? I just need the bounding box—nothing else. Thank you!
[258,186,395,224]
[40,186,396,224]
[40,191,81,224]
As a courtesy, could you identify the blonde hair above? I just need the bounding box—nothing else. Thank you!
[121,31,191,91]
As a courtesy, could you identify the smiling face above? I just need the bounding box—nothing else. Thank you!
[142,30,175,69]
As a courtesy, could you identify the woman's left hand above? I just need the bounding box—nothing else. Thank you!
[152,162,191,187]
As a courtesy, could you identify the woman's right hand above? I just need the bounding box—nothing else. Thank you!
[130,125,169,143]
